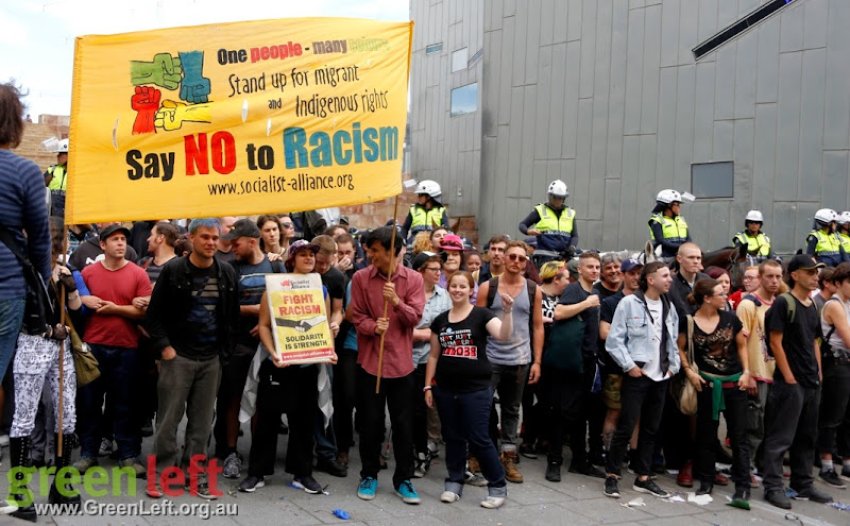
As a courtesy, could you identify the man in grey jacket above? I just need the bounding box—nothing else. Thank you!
[602,261,680,499]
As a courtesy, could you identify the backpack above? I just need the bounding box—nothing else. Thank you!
[486,276,536,309]
[819,297,839,359]
[780,292,797,324]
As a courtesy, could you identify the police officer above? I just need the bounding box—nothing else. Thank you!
[401,179,449,243]
[805,208,846,266]
[837,212,850,256]
[648,189,691,259]
[44,138,68,219]
[518,179,578,255]
[733,210,773,259]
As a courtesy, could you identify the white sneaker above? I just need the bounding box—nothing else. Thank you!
[440,491,460,503]
[0,499,19,514]
[481,496,505,509]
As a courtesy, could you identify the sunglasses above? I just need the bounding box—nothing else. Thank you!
[507,253,528,263]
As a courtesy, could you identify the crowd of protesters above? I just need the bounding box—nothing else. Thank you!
[2,81,850,520]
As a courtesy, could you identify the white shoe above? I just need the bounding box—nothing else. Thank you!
[440,491,460,503]
[0,499,19,514]
[481,496,505,509]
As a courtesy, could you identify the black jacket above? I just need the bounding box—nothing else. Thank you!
[144,255,238,359]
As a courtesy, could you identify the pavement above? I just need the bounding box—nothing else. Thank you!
[1,426,850,526]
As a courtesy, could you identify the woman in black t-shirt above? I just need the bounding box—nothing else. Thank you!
[678,278,753,508]
[425,272,513,509]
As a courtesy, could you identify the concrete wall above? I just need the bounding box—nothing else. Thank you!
[410,0,850,253]
[409,0,485,218]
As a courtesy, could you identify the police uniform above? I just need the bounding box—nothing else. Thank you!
[806,230,844,267]
[403,203,448,241]
[648,213,690,258]
[733,231,772,258]
[527,203,576,252]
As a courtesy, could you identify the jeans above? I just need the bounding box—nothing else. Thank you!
[315,364,337,462]
[489,363,529,451]
[213,344,256,459]
[761,379,820,494]
[520,369,542,446]
[332,351,358,452]
[605,375,668,477]
[661,380,694,468]
[78,345,141,461]
[746,382,769,470]
[541,366,587,465]
[413,363,429,455]
[817,362,850,455]
[695,385,750,489]
[248,360,317,477]
[435,386,506,497]
[355,367,415,487]
[0,297,25,379]
[154,354,221,469]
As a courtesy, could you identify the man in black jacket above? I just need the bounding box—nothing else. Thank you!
[145,218,238,499]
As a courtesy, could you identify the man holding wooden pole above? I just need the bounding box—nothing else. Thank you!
[349,226,425,504]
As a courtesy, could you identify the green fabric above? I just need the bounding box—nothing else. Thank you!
[543,316,584,373]
[699,371,742,421]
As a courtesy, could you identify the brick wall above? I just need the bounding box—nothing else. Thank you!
[339,183,479,247]
[12,115,69,171]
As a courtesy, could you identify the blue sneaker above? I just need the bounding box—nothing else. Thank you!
[357,477,378,500]
[395,480,421,505]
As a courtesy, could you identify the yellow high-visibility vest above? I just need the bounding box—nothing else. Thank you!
[534,204,575,235]
[733,232,771,257]
[649,213,688,243]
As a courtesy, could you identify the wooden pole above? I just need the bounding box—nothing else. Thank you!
[375,195,401,393]
[57,225,69,457]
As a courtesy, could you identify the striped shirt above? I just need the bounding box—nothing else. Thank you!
[0,150,51,298]
[184,261,220,359]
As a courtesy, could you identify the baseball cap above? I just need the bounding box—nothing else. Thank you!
[98,224,131,241]
[222,218,260,241]
[621,258,644,273]
[786,254,825,273]
[412,251,439,271]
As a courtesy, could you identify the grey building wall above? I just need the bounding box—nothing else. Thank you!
[409,0,485,218]
[409,0,850,253]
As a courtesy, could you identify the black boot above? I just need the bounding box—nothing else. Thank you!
[48,434,81,511]
[696,480,713,496]
[8,436,37,522]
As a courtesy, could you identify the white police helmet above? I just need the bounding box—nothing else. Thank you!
[414,180,442,199]
[745,210,764,223]
[655,189,682,204]
[547,179,569,198]
[815,208,838,225]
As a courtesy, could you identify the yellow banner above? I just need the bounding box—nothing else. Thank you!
[66,17,412,223]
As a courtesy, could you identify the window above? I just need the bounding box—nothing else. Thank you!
[425,42,443,55]
[450,83,478,117]
[691,162,734,199]
[693,0,798,60]
[451,48,468,72]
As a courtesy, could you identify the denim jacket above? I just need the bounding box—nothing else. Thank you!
[605,291,680,375]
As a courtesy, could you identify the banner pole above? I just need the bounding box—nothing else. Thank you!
[57,224,69,457]
[375,195,401,393]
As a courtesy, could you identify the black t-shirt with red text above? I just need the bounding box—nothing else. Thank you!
[431,306,496,393]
